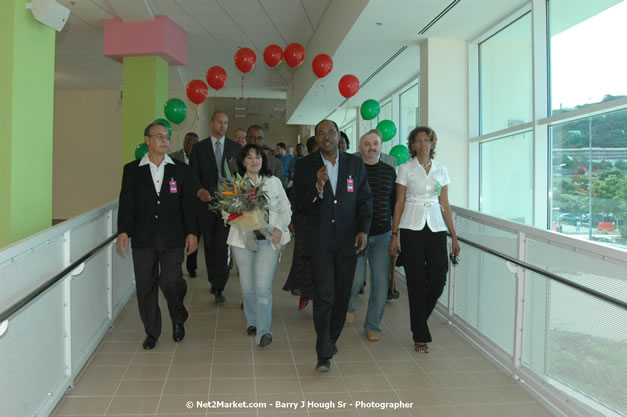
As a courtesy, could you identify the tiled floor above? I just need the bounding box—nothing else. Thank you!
[52,242,558,417]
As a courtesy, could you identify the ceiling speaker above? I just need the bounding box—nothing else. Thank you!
[26,0,70,32]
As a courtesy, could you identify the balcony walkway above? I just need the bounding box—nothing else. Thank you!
[52,242,558,417]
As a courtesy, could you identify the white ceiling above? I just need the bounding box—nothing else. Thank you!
[54,0,528,124]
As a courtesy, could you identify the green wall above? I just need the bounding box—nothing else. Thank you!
[1,0,55,247]
[122,56,168,164]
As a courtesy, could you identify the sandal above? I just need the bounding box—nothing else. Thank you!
[414,342,429,353]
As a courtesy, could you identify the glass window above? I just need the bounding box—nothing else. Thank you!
[549,108,627,246]
[399,82,419,148]
[550,0,627,115]
[480,131,533,224]
[378,100,394,154]
[479,13,532,134]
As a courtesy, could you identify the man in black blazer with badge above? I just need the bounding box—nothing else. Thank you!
[294,119,373,372]
[188,111,242,303]
[117,121,198,350]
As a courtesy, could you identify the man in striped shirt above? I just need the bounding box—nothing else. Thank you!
[346,129,397,342]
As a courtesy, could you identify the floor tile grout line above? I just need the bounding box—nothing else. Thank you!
[100,308,142,417]
[273,261,311,417]
[345,319,410,417]
[150,270,199,417]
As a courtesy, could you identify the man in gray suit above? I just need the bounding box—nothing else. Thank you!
[170,132,199,165]
[246,124,285,184]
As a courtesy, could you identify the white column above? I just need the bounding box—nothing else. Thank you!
[419,38,469,208]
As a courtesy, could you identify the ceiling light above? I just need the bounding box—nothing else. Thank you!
[234,107,246,110]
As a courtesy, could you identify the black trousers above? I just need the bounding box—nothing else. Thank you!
[185,228,201,274]
[131,234,189,339]
[200,210,230,290]
[311,248,358,360]
[400,226,448,343]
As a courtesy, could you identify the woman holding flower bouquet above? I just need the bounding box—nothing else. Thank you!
[224,144,292,347]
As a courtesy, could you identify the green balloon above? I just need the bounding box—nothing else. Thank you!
[135,143,148,159]
[376,119,397,142]
[389,144,410,165]
[360,99,380,120]
[164,98,187,124]
[154,118,172,136]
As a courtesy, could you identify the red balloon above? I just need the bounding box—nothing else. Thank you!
[338,74,360,99]
[312,53,333,79]
[234,47,257,73]
[206,66,227,90]
[263,44,283,68]
[284,43,305,68]
[186,79,208,104]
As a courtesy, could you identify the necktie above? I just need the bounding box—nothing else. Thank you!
[215,140,223,185]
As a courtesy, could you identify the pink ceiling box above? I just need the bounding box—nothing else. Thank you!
[104,16,187,65]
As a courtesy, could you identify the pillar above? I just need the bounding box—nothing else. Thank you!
[419,38,469,207]
[0,0,55,246]
[122,56,168,163]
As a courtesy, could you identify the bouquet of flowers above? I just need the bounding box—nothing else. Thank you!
[211,161,271,250]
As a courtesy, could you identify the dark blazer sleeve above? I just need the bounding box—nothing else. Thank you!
[294,156,322,214]
[117,162,135,236]
[180,163,197,237]
[355,158,373,235]
[187,140,204,197]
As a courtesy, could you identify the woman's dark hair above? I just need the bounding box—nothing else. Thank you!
[407,126,438,159]
[236,144,272,177]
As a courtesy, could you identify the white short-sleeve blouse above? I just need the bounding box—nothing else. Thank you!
[396,158,450,233]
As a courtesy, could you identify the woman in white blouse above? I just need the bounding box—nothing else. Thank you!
[388,126,460,353]
[227,144,292,348]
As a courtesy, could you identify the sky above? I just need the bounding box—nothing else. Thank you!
[551,1,627,109]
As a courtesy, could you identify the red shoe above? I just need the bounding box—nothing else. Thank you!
[299,298,309,311]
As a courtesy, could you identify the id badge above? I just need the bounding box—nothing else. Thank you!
[169,178,178,193]
[347,176,354,193]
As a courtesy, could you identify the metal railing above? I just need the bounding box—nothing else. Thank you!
[0,201,135,417]
[436,206,626,417]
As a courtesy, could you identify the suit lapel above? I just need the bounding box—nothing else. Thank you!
[206,140,218,174]
[336,152,349,199]
[139,163,159,196]
[161,163,174,196]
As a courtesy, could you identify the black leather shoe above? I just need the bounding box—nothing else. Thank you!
[259,334,272,348]
[189,271,197,278]
[173,323,185,342]
[246,326,257,336]
[315,359,330,372]
[142,335,158,350]
[214,289,225,304]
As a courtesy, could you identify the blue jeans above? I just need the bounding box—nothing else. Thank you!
[231,240,280,345]
[348,231,392,333]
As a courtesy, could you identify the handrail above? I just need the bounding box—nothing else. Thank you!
[0,234,117,324]
[453,234,627,310]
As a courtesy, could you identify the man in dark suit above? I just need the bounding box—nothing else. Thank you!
[188,111,242,303]
[117,121,198,350]
[170,132,201,278]
[294,119,373,372]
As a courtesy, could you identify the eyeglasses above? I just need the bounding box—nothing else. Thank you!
[149,134,170,140]
[316,130,337,138]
